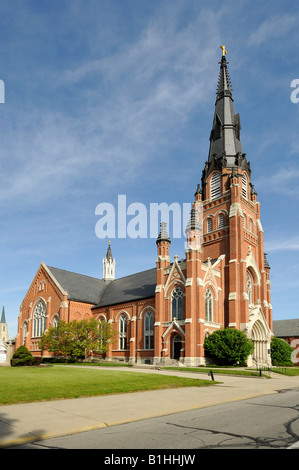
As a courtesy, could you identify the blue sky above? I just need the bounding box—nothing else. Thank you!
[0,0,299,338]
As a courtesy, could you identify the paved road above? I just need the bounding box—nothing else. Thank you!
[11,386,299,449]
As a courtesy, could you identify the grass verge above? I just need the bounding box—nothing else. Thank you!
[0,366,217,405]
[162,367,267,377]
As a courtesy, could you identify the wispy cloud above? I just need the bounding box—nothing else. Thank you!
[247,13,297,46]
[266,236,299,252]
[0,11,224,209]
[254,167,299,198]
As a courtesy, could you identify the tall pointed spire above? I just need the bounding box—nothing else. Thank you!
[1,305,6,324]
[206,46,246,169]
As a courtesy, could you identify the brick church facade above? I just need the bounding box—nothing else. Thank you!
[16,49,273,366]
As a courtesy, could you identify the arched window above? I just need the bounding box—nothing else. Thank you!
[211,172,221,200]
[242,174,247,199]
[249,218,253,232]
[172,286,183,320]
[33,301,47,337]
[247,271,253,305]
[207,217,213,233]
[23,321,28,345]
[53,315,59,328]
[119,314,127,350]
[144,311,154,350]
[205,289,213,322]
[218,213,224,229]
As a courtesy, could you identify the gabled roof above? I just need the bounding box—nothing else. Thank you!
[92,268,156,309]
[47,266,107,305]
[45,264,156,308]
[273,319,299,338]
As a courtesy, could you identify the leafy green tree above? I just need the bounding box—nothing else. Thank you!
[39,318,116,360]
[11,345,36,367]
[270,337,293,366]
[204,328,254,365]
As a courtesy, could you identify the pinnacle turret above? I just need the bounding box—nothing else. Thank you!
[156,222,171,245]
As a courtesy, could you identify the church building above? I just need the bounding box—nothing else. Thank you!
[15,48,273,366]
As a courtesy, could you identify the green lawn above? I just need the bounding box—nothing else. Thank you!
[0,366,216,405]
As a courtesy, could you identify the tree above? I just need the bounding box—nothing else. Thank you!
[270,337,293,366]
[204,328,254,365]
[11,345,36,367]
[39,318,116,360]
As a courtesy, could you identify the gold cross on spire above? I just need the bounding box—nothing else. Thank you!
[220,45,227,56]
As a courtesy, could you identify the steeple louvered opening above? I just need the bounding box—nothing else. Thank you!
[210,172,221,200]
[242,173,248,199]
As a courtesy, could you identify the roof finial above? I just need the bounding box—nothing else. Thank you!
[220,45,227,56]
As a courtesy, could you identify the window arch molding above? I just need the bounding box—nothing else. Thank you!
[203,214,215,234]
[96,313,107,323]
[248,217,254,232]
[139,305,155,320]
[52,315,59,328]
[165,279,185,298]
[207,217,213,233]
[218,212,224,229]
[115,310,130,322]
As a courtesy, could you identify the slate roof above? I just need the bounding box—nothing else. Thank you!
[273,319,299,338]
[92,268,156,309]
[47,266,106,305]
[46,265,156,308]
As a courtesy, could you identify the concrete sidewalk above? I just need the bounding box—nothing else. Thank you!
[1,366,299,448]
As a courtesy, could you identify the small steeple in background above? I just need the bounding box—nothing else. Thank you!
[0,304,9,343]
[103,241,116,281]
[1,305,6,323]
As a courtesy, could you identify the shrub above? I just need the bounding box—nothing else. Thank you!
[11,345,36,367]
[271,337,293,366]
[204,328,254,366]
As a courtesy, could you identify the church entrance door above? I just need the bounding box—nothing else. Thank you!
[251,320,268,366]
[173,334,182,360]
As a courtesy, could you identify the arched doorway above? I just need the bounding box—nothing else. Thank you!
[173,334,182,360]
[251,320,268,366]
